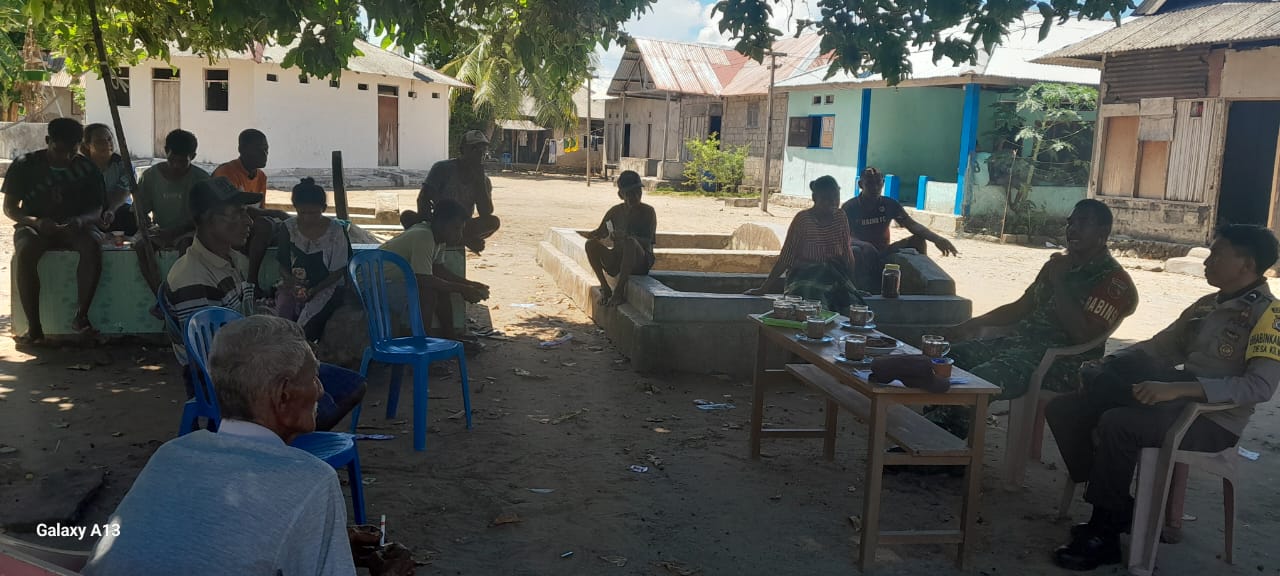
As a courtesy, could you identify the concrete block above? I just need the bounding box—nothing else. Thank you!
[1187,247,1211,259]
[886,251,956,296]
[865,295,972,326]
[730,222,787,251]
[724,197,760,208]
[374,192,401,224]
[1165,256,1206,278]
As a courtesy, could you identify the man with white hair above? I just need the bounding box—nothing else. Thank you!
[83,315,356,575]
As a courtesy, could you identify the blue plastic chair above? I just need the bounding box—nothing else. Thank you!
[158,285,220,435]
[347,250,473,452]
[182,307,367,524]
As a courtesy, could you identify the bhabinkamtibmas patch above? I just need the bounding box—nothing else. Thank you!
[1246,304,1280,361]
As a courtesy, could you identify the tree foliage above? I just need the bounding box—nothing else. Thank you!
[713,0,1129,84]
[684,133,750,195]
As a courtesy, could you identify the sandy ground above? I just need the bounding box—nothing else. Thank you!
[2,173,1279,575]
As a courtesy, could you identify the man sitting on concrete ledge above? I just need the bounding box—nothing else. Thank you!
[586,170,657,307]
[926,199,1137,437]
[842,167,958,292]
[4,118,107,343]
[401,129,501,254]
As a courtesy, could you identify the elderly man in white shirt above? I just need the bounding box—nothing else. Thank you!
[83,315,357,576]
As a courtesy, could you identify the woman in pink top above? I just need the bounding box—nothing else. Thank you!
[746,175,863,311]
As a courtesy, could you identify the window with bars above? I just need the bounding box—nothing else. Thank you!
[205,69,229,111]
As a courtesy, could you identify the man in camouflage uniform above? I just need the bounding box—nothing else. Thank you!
[925,199,1138,436]
[1046,224,1280,571]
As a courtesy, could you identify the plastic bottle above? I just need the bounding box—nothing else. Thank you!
[881,264,902,299]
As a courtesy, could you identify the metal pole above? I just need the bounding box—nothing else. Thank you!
[620,91,627,159]
[662,91,672,165]
[587,76,592,187]
[761,51,785,213]
[331,151,348,221]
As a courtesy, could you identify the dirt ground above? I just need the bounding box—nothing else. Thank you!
[3,173,1279,575]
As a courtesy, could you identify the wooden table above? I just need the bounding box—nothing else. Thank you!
[748,315,1000,571]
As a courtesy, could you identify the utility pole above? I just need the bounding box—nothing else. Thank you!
[761,50,785,213]
[587,73,593,187]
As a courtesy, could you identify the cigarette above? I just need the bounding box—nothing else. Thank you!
[379,514,386,547]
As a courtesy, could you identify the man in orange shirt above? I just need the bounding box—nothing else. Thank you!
[212,129,288,291]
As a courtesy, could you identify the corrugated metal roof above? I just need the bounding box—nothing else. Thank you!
[1039,2,1280,65]
[778,12,1109,89]
[607,35,823,98]
[721,34,825,96]
[170,39,469,88]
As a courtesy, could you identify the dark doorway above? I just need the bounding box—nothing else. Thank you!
[708,115,722,140]
[622,124,632,157]
[1219,101,1280,227]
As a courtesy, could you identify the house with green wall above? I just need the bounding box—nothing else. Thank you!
[775,13,1110,222]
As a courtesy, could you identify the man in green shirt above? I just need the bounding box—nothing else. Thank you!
[925,199,1138,436]
[380,199,489,345]
[134,129,210,294]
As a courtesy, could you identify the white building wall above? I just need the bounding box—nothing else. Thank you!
[87,57,450,170]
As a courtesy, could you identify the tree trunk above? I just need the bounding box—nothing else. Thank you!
[87,0,138,200]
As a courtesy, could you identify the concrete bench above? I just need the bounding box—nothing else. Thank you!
[784,363,966,457]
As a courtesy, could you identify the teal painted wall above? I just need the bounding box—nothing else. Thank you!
[780,88,862,201]
[865,87,964,201]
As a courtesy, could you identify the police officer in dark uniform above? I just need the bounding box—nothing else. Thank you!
[1047,224,1280,571]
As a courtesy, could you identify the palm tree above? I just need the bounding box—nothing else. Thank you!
[443,34,587,138]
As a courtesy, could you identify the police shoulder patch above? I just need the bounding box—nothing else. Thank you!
[1246,304,1280,362]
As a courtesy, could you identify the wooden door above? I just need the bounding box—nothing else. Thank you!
[377,85,399,167]
[152,79,181,156]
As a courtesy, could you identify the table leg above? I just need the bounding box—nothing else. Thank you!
[750,327,768,459]
[958,395,988,569]
[823,399,838,461]
[859,396,888,571]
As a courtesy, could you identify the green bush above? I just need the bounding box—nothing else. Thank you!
[682,133,749,194]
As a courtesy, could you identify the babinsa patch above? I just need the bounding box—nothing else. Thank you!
[1246,304,1280,362]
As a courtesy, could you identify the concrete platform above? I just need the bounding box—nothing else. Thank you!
[538,226,972,376]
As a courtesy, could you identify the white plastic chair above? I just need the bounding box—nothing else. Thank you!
[1127,402,1239,576]
[973,325,1118,489]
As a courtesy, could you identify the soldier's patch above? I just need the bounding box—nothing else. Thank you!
[1246,305,1280,362]
[1219,343,1234,358]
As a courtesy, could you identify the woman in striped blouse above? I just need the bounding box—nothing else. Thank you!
[745,175,863,311]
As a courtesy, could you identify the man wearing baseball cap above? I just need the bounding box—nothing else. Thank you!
[163,176,366,432]
[404,129,501,253]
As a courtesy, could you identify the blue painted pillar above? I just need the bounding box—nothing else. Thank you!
[884,174,900,200]
[856,88,872,183]
[916,176,929,210]
[954,83,981,216]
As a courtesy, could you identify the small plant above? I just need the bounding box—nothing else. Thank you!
[683,133,749,194]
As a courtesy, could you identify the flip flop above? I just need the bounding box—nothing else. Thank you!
[13,332,47,347]
[71,317,100,338]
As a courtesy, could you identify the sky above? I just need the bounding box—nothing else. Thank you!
[593,0,821,85]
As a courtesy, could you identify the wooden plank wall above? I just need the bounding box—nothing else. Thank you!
[1099,116,1139,196]
[1166,99,1222,202]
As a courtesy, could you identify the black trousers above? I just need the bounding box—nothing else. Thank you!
[1045,351,1238,512]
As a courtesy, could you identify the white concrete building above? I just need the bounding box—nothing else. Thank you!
[85,40,467,170]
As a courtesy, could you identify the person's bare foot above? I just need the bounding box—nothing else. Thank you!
[13,329,47,348]
[597,286,612,306]
[71,315,98,337]
[605,291,627,308]
[465,237,486,254]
